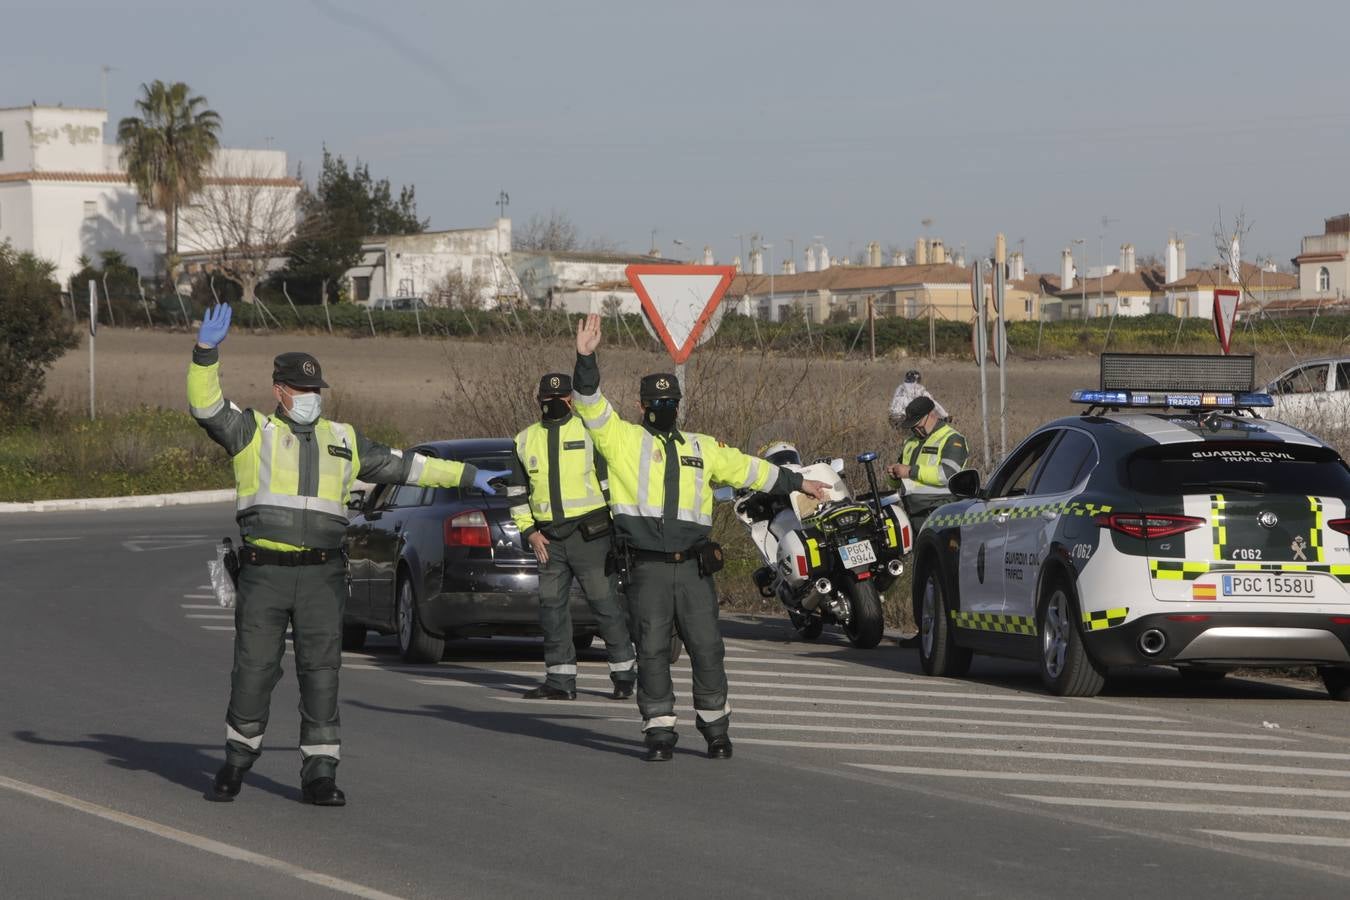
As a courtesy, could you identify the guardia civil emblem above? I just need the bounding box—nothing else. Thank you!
[656,377,670,390]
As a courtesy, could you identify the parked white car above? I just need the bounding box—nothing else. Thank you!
[1264,358,1350,425]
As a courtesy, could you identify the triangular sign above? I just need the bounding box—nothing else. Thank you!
[626,265,736,364]
[1213,288,1240,355]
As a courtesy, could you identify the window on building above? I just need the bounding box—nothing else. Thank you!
[1318,267,1331,293]
[0,131,5,161]
[353,276,371,302]
[1024,298,1032,315]
[83,200,97,219]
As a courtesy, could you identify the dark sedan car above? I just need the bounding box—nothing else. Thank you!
[342,438,600,662]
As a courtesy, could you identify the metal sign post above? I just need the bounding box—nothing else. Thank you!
[972,261,990,470]
[994,233,1008,457]
[87,280,97,421]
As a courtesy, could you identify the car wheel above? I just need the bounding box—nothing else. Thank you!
[1037,580,1105,697]
[341,624,367,652]
[573,633,595,655]
[915,563,972,677]
[396,574,443,664]
[1319,666,1350,701]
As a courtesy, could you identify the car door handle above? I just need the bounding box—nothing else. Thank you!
[393,524,402,533]
[996,513,1010,523]
[1042,510,1059,521]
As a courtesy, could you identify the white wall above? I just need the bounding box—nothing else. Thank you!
[28,107,106,171]
[31,181,164,284]
[0,109,36,172]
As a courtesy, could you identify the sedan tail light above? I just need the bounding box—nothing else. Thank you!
[1095,513,1206,540]
[1328,518,1350,537]
[445,510,492,547]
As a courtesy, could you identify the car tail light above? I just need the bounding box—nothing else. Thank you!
[1095,513,1206,540]
[1331,616,1350,626]
[1328,518,1350,537]
[445,510,491,547]
[1167,614,1211,623]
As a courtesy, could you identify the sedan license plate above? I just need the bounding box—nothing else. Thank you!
[1221,574,1315,598]
[839,540,877,569]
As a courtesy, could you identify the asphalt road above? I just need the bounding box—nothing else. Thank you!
[4,502,1350,899]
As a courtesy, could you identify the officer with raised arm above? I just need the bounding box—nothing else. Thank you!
[188,304,508,806]
[570,314,830,761]
[511,372,637,701]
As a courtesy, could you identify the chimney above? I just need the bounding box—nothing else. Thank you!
[818,245,830,270]
[914,237,928,266]
[732,255,742,274]
[783,260,796,275]
[1119,244,1129,274]
[1227,234,1239,283]
[955,251,966,268]
[750,248,763,275]
[1126,244,1136,274]
[703,245,714,266]
[867,241,881,267]
[1010,252,1025,281]
[890,250,905,266]
[1061,248,1075,290]
[1165,238,1178,283]
[805,246,817,272]
[1176,240,1186,280]
[930,239,946,264]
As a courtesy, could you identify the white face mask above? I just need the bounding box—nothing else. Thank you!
[288,391,323,424]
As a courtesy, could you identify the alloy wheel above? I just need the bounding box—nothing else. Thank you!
[1041,589,1070,679]
[921,576,937,658]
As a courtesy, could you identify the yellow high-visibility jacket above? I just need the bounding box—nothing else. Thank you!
[894,422,968,488]
[510,415,609,540]
[571,353,802,552]
[187,346,475,550]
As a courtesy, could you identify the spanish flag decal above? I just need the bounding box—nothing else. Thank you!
[1192,582,1217,601]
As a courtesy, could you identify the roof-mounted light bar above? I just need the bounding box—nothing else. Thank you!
[1071,389,1273,410]
[1100,353,1255,393]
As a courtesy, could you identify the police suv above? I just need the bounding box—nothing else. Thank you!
[911,353,1350,699]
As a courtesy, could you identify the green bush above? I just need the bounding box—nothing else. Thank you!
[0,242,79,424]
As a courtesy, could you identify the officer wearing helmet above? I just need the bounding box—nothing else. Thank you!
[887,395,968,489]
[571,313,831,761]
[187,304,509,806]
[887,369,949,431]
[510,371,637,702]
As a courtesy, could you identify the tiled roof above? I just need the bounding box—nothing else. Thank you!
[1054,266,1169,297]
[1165,262,1297,290]
[0,170,300,188]
[730,263,974,296]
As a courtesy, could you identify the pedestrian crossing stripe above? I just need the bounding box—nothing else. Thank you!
[1082,607,1129,630]
[924,500,1113,531]
[1149,560,1350,582]
[949,610,1036,635]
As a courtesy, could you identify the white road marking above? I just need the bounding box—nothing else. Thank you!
[1200,831,1350,848]
[0,774,407,900]
[851,765,1350,799]
[730,723,1327,757]
[428,669,1057,702]
[1011,794,1350,822]
[182,594,217,600]
[737,739,1350,778]
[186,614,235,620]
[713,656,841,667]
[200,626,236,631]
[180,604,221,610]
[12,536,82,543]
[196,584,214,589]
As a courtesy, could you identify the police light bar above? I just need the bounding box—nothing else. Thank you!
[1100,353,1255,392]
[1071,389,1274,409]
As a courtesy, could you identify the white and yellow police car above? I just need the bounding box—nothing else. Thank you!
[911,353,1350,698]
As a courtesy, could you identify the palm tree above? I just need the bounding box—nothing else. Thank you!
[117,81,221,274]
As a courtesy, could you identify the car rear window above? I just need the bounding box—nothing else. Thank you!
[1127,442,1350,497]
[457,452,520,497]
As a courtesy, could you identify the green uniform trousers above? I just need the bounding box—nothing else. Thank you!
[538,527,636,692]
[628,558,730,744]
[224,557,345,785]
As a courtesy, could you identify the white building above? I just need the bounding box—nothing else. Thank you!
[347,219,516,307]
[510,249,683,314]
[1293,214,1350,300]
[0,104,297,285]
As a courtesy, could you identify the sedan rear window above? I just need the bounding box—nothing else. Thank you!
[458,452,520,497]
[1128,442,1350,497]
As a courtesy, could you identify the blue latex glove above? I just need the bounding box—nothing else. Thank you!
[197,303,232,348]
[472,468,511,495]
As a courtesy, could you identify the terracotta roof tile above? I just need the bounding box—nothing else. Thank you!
[1165,262,1297,290]
[0,170,300,188]
[730,263,974,296]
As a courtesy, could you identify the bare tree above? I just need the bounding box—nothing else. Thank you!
[180,161,298,304]
[432,268,490,309]
[514,209,622,253]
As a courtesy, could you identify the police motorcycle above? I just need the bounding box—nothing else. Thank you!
[724,442,914,649]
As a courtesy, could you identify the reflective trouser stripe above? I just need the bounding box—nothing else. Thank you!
[696,705,730,723]
[643,715,678,731]
[300,744,341,759]
[226,725,263,750]
[609,659,636,672]
[546,664,577,675]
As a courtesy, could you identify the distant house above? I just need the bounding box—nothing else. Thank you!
[510,248,684,314]
[0,104,297,285]
[347,219,515,307]
[1162,262,1298,318]
[1292,214,1350,301]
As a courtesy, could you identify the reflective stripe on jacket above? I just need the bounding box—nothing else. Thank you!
[510,415,609,539]
[187,346,475,549]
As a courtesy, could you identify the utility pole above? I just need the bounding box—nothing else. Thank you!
[496,190,509,218]
[868,295,876,361]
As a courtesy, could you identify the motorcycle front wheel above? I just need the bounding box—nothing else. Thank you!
[841,579,884,649]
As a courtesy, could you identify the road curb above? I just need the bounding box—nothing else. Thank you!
[0,489,236,514]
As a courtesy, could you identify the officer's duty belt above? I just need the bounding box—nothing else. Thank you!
[239,545,342,567]
[628,545,700,565]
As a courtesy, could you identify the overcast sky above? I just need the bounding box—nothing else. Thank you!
[6,0,1347,271]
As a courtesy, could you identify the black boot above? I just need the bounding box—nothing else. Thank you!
[706,735,734,760]
[522,683,576,700]
[206,764,245,802]
[610,680,635,700]
[643,729,677,762]
[301,777,347,807]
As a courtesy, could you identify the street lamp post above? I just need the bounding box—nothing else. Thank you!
[1073,238,1086,318]
[763,242,775,320]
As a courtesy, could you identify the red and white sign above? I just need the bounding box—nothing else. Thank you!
[1213,288,1240,355]
[626,265,736,364]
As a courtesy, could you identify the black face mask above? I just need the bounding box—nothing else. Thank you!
[645,405,679,432]
[540,398,570,421]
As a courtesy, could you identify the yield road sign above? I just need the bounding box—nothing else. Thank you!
[1213,288,1240,355]
[626,265,736,364]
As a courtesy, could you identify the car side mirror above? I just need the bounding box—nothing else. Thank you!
[948,468,981,499]
[346,489,367,511]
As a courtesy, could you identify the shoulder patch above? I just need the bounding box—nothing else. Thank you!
[327,444,352,460]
